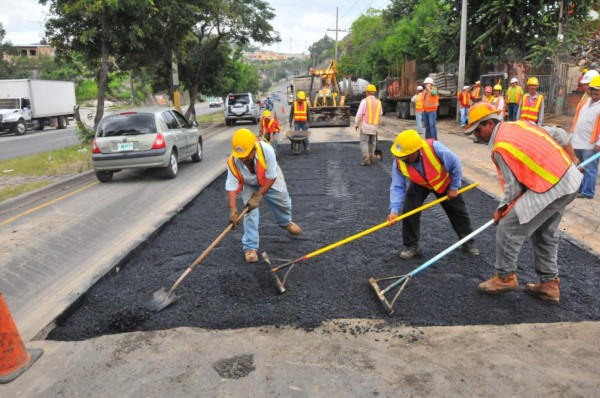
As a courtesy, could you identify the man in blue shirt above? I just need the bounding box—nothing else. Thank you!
[387,130,479,259]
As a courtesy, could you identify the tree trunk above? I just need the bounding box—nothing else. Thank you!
[94,32,110,130]
[184,80,200,119]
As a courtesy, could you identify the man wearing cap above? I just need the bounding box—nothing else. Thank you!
[465,102,581,304]
[457,85,471,128]
[289,91,310,151]
[227,129,302,263]
[505,78,523,121]
[517,77,544,125]
[411,85,425,134]
[355,84,383,165]
[571,75,600,199]
[387,129,480,259]
[422,77,440,140]
[259,109,281,152]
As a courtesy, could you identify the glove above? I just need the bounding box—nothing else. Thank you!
[229,208,239,227]
[247,192,263,210]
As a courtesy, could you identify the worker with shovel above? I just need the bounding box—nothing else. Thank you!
[227,129,302,263]
[387,129,480,259]
[465,102,582,303]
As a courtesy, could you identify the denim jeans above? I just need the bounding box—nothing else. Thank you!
[459,107,468,127]
[264,132,279,152]
[423,111,437,140]
[359,132,376,163]
[293,121,309,146]
[507,103,519,121]
[241,186,292,251]
[415,112,423,135]
[575,148,599,198]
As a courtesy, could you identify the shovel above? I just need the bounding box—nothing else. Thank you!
[374,132,383,161]
[263,182,478,294]
[148,206,249,312]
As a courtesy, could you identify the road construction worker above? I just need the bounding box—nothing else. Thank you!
[517,77,544,125]
[465,102,581,304]
[355,84,383,166]
[411,85,425,134]
[570,69,599,133]
[457,85,471,128]
[289,91,310,151]
[483,85,493,103]
[259,110,281,152]
[422,77,439,140]
[226,129,302,263]
[505,77,524,121]
[387,129,480,260]
[470,81,482,103]
[491,84,505,119]
[571,75,600,199]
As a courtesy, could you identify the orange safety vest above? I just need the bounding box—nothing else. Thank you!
[471,86,481,102]
[293,100,308,122]
[570,93,588,133]
[415,93,424,112]
[260,117,280,135]
[396,139,451,193]
[363,96,382,125]
[505,85,523,104]
[423,88,439,112]
[457,91,470,108]
[227,139,268,193]
[519,94,544,123]
[492,121,572,193]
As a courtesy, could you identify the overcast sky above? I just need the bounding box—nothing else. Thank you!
[2,0,390,53]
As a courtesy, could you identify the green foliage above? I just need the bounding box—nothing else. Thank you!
[76,80,97,102]
[309,36,336,67]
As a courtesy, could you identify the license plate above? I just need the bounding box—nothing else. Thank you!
[117,142,133,151]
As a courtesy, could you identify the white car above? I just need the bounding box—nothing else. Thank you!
[208,97,223,108]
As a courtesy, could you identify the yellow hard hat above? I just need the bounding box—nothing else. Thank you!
[464,102,501,134]
[231,129,257,158]
[262,110,271,118]
[589,75,600,89]
[493,84,503,91]
[526,77,539,86]
[366,84,377,92]
[390,130,423,158]
[297,91,306,100]
[583,68,589,73]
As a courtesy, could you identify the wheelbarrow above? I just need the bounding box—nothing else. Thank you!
[286,129,311,155]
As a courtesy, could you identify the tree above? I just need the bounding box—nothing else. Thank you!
[308,35,335,67]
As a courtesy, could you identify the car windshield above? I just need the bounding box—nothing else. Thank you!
[96,113,156,137]
[228,94,249,105]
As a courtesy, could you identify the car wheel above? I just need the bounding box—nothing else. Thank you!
[291,141,302,155]
[162,150,178,179]
[191,139,203,162]
[13,120,27,135]
[95,171,113,182]
[57,116,67,129]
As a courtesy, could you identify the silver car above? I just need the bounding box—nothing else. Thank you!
[91,107,202,182]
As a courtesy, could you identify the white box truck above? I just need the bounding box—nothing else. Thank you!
[0,79,76,135]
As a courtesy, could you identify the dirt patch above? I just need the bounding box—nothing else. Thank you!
[46,142,600,342]
[212,354,256,379]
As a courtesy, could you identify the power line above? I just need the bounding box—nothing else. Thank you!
[341,0,362,18]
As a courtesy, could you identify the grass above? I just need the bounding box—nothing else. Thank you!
[0,181,52,202]
[197,110,224,123]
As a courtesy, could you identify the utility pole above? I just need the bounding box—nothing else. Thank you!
[290,37,292,54]
[172,52,181,113]
[457,0,467,121]
[327,7,347,63]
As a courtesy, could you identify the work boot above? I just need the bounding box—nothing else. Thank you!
[478,273,518,294]
[361,159,371,166]
[462,242,480,256]
[284,222,302,235]
[400,246,420,260]
[525,278,560,304]
[245,249,259,263]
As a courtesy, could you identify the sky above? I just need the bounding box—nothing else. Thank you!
[2,0,390,53]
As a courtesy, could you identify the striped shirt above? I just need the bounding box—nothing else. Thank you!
[489,125,582,224]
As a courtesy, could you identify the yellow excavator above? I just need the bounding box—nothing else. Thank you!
[307,60,351,127]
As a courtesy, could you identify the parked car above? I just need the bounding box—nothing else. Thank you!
[208,97,223,108]
[91,107,202,182]
[224,92,260,126]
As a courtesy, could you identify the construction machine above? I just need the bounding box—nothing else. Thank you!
[306,60,351,127]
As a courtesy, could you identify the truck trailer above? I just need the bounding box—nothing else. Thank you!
[0,79,76,135]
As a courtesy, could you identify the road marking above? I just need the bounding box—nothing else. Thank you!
[0,181,98,227]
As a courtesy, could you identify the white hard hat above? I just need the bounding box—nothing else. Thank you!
[510,77,518,84]
[463,85,469,90]
[424,77,434,85]
[417,85,423,91]
[581,70,600,84]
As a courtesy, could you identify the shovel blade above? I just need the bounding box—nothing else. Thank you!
[147,287,179,312]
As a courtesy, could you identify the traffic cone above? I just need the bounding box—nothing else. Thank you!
[281,105,285,114]
[0,292,43,384]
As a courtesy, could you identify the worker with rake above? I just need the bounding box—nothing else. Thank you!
[227,129,302,263]
[465,102,582,303]
[387,129,480,260]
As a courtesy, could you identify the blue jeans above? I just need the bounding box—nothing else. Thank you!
[241,186,293,251]
[415,112,423,135]
[459,107,468,127]
[264,133,279,152]
[575,149,599,198]
[423,111,437,140]
[293,121,309,146]
[507,103,519,121]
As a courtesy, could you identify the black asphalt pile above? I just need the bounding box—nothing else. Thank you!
[47,142,600,341]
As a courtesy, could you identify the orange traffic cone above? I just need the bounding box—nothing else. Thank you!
[281,105,285,114]
[0,292,43,383]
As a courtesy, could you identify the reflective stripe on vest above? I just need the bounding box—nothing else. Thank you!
[423,89,439,112]
[591,113,600,144]
[397,139,450,193]
[570,93,588,133]
[471,87,481,101]
[260,117,278,135]
[415,93,424,111]
[364,96,381,125]
[293,100,308,122]
[227,139,268,193]
[457,91,470,107]
[519,94,543,122]
[492,121,571,193]
[484,96,494,104]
